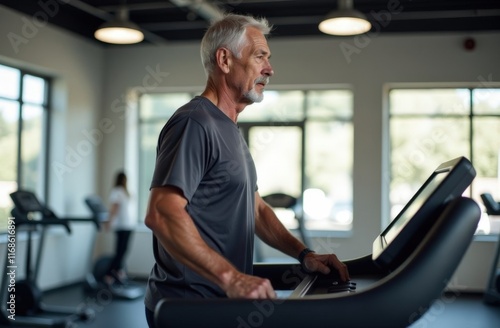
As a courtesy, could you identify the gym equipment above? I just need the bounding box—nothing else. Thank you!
[156,197,480,328]
[481,193,500,216]
[481,192,500,305]
[155,157,480,328]
[0,190,96,328]
[83,195,144,300]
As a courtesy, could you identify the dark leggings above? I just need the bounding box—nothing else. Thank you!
[145,307,155,328]
[106,230,132,275]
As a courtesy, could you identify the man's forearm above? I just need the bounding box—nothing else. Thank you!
[255,203,306,260]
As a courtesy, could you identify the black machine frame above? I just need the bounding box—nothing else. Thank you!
[154,156,480,328]
[372,156,476,269]
[481,193,500,305]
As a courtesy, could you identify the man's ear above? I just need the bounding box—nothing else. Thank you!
[215,47,232,74]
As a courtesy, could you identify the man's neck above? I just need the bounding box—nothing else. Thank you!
[201,80,248,123]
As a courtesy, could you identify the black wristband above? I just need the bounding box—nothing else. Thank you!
[298,248,315,265]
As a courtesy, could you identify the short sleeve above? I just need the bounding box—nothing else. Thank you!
[150,116,209,202]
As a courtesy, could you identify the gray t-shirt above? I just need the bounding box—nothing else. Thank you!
[145,96,257,309]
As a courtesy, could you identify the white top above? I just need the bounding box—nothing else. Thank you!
[108,186,135,230]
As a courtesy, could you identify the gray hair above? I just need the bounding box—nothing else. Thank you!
[200,14,272,76]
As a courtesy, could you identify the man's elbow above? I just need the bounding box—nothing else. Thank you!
[144,209,160,232]
[144,190,162,231]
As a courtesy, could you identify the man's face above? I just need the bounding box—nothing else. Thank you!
[230,27,274,105]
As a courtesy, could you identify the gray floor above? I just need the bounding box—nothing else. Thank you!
[5,281,500,328]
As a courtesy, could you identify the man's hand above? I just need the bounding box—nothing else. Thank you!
[303,253,350,282]
[223,271,277,299]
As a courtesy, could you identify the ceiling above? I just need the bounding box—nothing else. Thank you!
[2,0,500,45]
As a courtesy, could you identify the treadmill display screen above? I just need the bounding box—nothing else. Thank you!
[372,156,475,269]
[383,172,446,244]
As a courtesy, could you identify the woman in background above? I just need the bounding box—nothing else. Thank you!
[104,171,135,286]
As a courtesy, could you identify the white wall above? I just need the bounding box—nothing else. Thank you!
[1,4,500,291]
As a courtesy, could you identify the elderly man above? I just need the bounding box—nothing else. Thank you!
[144,13,349,327]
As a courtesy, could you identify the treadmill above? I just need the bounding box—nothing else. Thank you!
[0,190,96,327]
[155,156,481,328]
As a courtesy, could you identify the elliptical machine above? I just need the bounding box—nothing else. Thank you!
[83,195,144,300]
[0,190,95,328]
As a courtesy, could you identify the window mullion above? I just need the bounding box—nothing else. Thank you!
[43,78,51,199]
[469,88,474,188]
[16,71,24,187]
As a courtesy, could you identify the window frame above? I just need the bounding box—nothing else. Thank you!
[0,63,51,232]
[386,84,500,235]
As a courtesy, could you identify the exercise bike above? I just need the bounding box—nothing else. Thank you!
[0,190,96,328]
[83,195,144,300]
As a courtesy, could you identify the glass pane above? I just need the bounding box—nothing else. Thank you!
[22,74,46,105]
[0,64,20,100]
[239,90,304,122]
[307,90,352,119]
[0,100,19,231]
[390,89,470,115]
[249,126,302,196]
[140,93,192,120]
[0,99,19,123]
[23,75,45,105]
[473,117,500,235]
[21,105,44,192]
[305,121,353,231]
[249,126,302,229]
[473,89,500,115]
[390,117,470,219]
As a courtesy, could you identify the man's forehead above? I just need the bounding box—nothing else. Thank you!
[245,27,271,53]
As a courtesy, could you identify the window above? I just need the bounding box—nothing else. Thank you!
[0,64,50,231]
[389,88,500,235]
[138,89,353,232]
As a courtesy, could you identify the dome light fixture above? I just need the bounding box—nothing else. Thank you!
[319,0,371,36]
[94,8,144,44]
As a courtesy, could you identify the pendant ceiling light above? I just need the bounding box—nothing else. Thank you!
[94,7,144,44]
[319,0,371,36]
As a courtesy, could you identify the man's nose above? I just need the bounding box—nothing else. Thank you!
[263,64,274,77]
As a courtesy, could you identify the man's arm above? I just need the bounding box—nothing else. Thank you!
[254,192,350,281]
[145,186,276,298]
[254,192,306,259]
